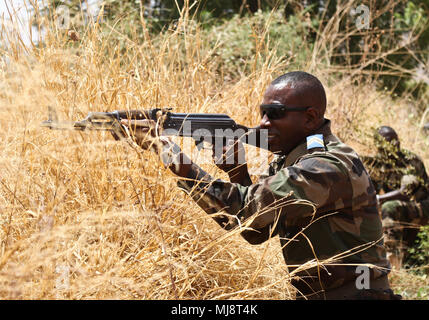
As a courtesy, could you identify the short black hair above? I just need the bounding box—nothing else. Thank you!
[271,71,327,114]
[377,126,396,135]
[376,126,399,141]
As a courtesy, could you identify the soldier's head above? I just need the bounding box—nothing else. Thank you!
[260,71,326,154]
[375,126,400,153]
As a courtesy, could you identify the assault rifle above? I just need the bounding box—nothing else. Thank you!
[41,107,268,150]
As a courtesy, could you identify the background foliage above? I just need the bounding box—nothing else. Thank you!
[36,0,429,109]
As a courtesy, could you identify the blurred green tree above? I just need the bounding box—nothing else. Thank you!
[32,0,428,104]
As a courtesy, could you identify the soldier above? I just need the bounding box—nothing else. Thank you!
[362,126,429,269]
[119,71,398,300]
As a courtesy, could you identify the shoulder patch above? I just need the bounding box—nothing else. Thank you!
[306,134,325,150]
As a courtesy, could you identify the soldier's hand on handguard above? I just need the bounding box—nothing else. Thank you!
[118,119,184,169]
[118,119,166,154]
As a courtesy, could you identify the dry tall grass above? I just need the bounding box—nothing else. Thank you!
[0,1,427,299]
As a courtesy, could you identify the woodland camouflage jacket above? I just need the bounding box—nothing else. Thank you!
[362,148,429,202]
[178,119,390,292]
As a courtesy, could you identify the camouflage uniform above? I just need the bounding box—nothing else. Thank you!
[178,119,392,299]
[362,148,429,265]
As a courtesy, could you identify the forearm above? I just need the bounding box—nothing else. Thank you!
[163,141,274,244]
[162,140,251,186]
[154,138,207,180]
[170,155,211,184]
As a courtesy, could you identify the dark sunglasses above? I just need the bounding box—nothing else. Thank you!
[260,104,311,120]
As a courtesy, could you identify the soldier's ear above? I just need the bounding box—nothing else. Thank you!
[304,107,320,130]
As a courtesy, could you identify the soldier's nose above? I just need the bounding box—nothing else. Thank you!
[260,114,271,129]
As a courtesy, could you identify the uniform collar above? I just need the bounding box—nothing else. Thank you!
[284,119,333,167]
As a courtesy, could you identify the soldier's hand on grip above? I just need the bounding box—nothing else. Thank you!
[212,139,247,173]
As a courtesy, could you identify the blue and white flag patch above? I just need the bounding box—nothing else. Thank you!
[306,134,324,150]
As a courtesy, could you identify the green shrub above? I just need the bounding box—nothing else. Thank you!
[202,9,313,79]
[406,225,429,274]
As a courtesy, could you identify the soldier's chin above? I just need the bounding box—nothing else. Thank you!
[268,143,281,154]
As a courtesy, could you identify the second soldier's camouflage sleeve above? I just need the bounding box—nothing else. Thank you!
[410,155,429,201]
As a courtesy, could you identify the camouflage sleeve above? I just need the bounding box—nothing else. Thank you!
[408,156,429,200]
[413,156,429,184]
[177,154,351,244]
